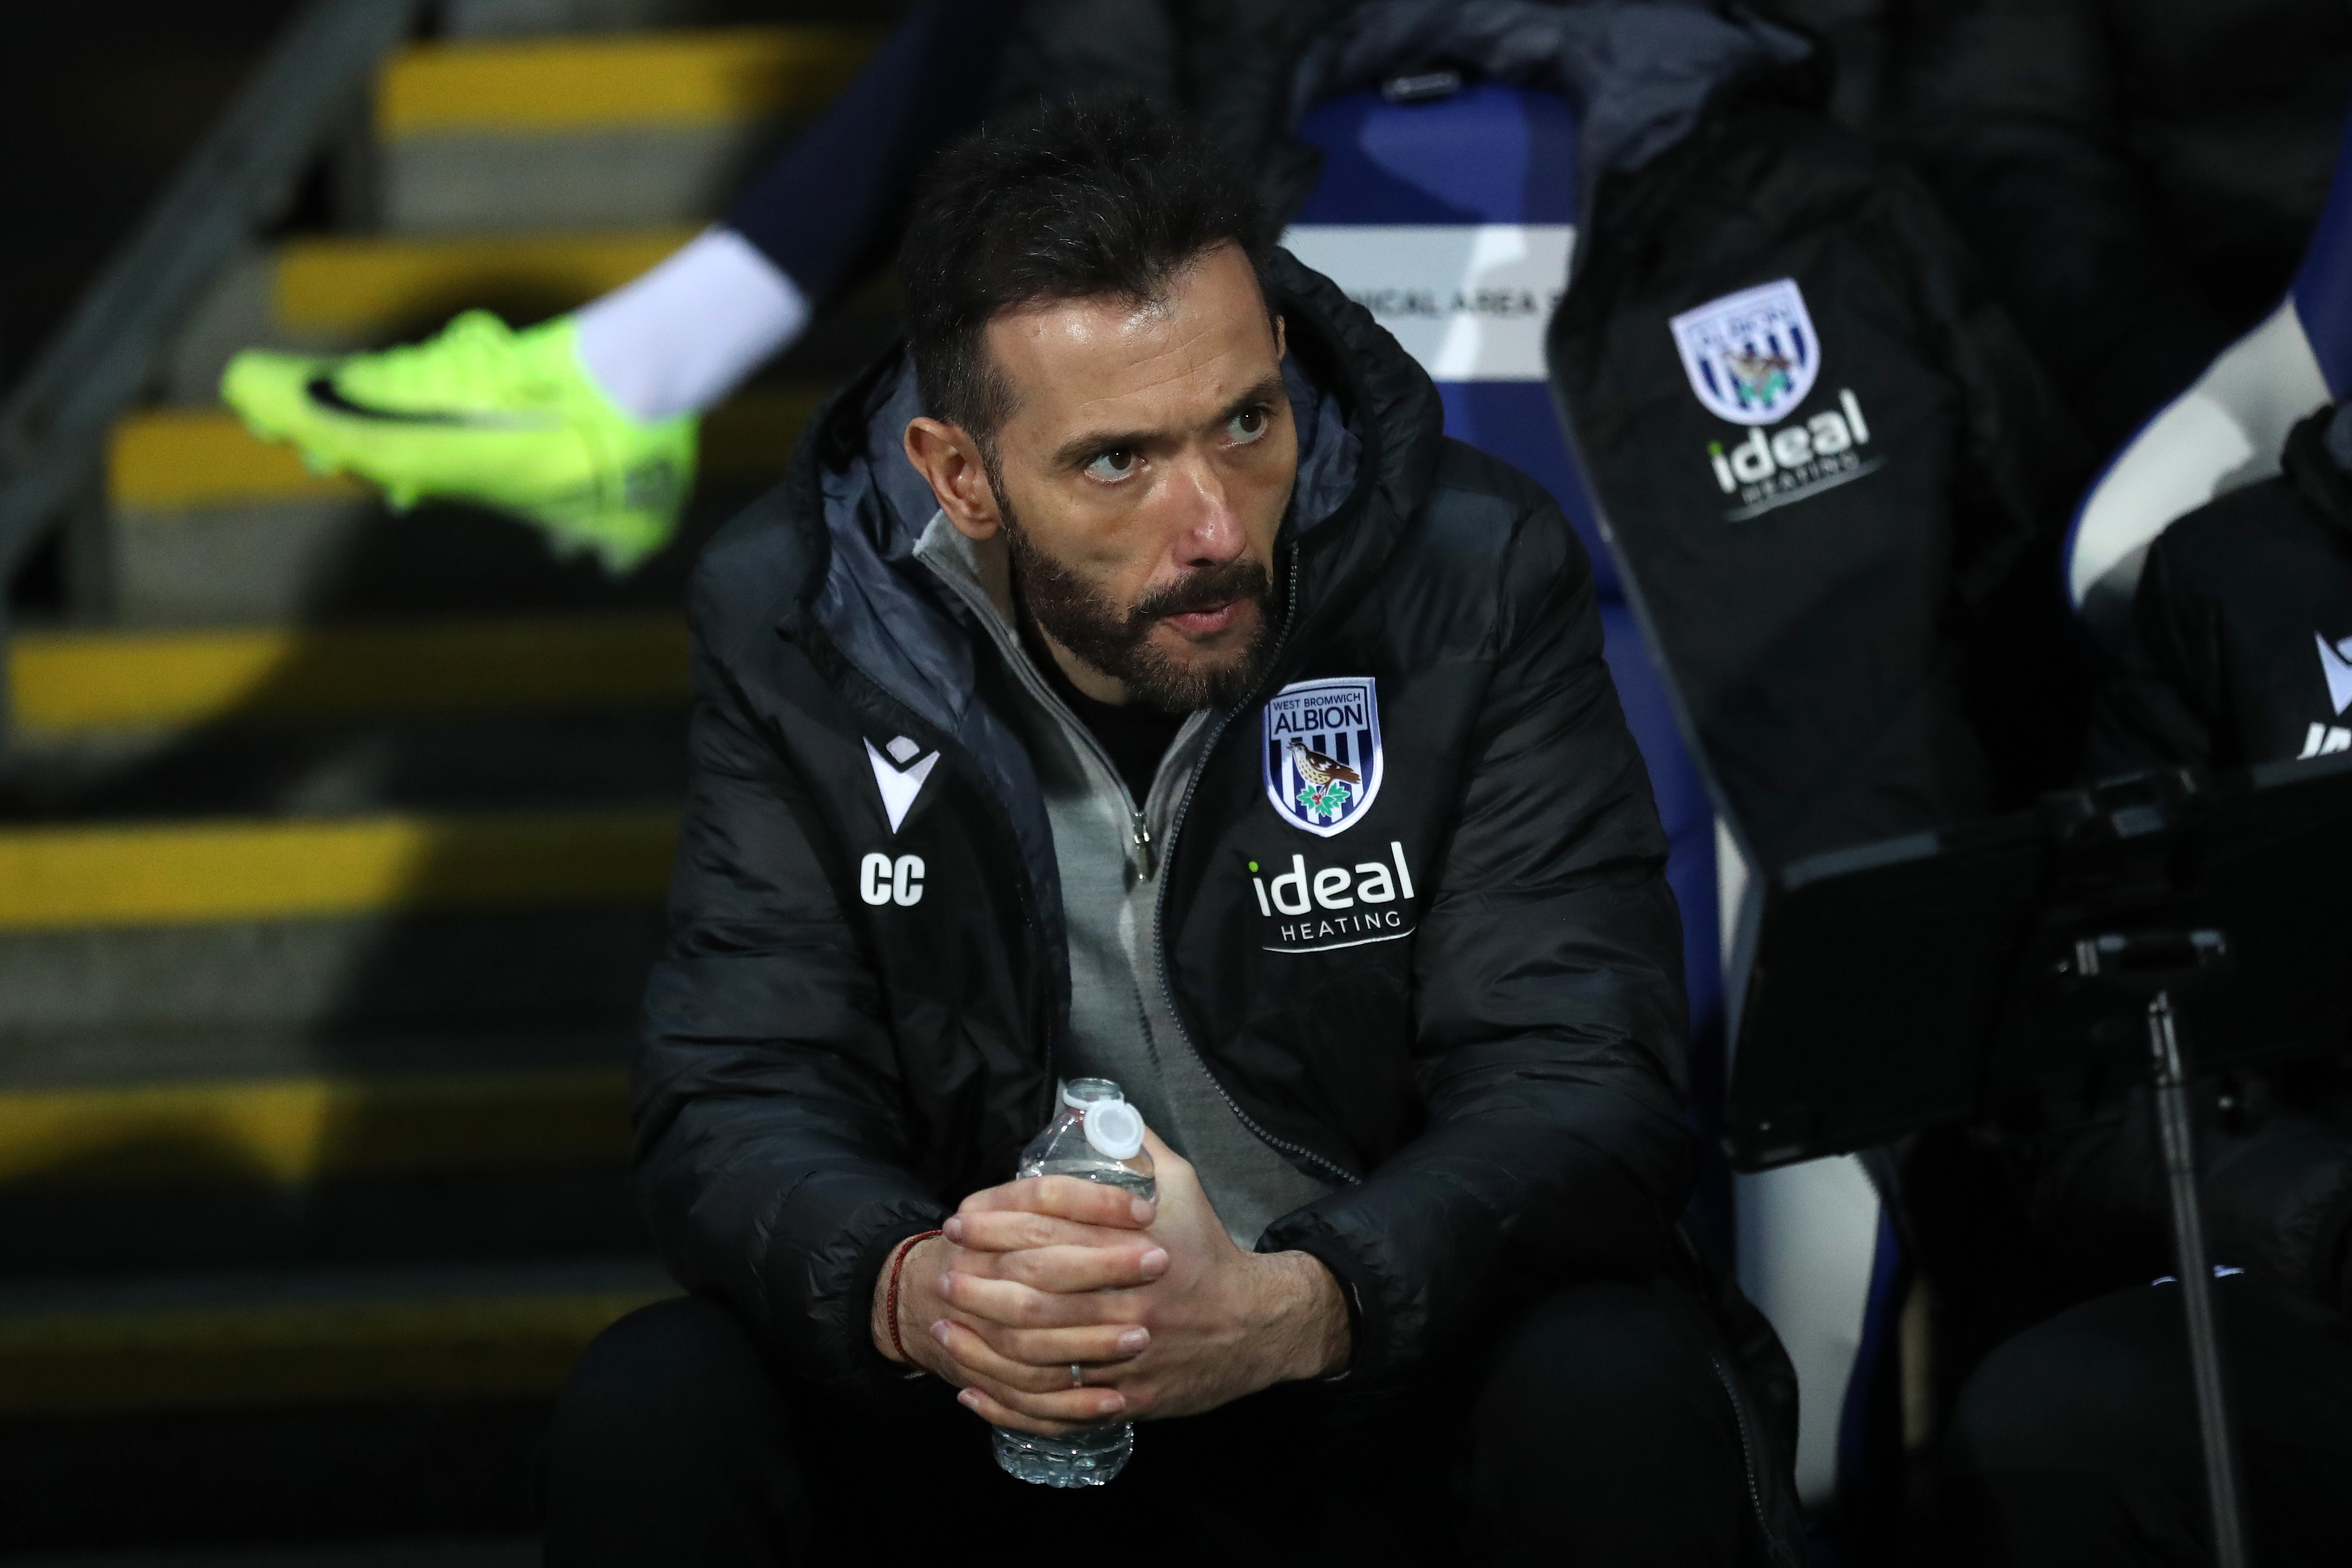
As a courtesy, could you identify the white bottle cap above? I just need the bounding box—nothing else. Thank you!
[1082,1098,1146,1160]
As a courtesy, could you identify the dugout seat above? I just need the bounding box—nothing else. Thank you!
[2067,108,2352,644]
[1283,76,1903,1517]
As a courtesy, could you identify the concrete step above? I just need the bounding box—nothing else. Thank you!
[0,808,673,931]
[0,1256,670,1418]
[97,390,819,625]
[0,1025,630,1092]
[376,26,875,235]
[0,1165,643,1282]
[7,612,690,820]
[440,0,904,33]
[444,0,705,35]
[6,710,686,822]
[0,1063,628,1196]
[16,614,688,733]
[0,906,661,1038]
[0,1026,640,1277]
[0,808,670,1037]
[88,488,733,628]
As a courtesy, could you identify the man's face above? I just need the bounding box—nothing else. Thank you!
[967,244,1296,711]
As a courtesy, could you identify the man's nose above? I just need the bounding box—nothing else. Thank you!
[1165,451,1245,566]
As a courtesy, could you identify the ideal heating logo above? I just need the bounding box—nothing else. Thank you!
[1705,389,1883,521]
[1248,841,1417,954]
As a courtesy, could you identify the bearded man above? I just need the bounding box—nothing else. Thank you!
[541,94,1802,1567]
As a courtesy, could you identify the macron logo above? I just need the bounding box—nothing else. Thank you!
[865,735,940,833]
[2318,632,2352,716]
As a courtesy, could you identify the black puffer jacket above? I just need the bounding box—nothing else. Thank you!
[637,255,1713,1400]
[1892,0,2352,450]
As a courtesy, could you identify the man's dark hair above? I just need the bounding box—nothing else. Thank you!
[899,93,1276,451]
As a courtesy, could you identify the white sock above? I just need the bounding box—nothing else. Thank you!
[572,226,812,423]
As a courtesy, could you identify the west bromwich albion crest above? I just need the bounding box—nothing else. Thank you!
[1669,278,1821,426]
[1264,676,1384,837]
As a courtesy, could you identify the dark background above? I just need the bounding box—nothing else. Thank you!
[0,1,308,401]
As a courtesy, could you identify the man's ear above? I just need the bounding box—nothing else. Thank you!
[903,417,1002,541]
[1274,313,1287,362]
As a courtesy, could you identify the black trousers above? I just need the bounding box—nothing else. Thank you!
[542,1280,1751,1567]
[1945,1275,2352,1566]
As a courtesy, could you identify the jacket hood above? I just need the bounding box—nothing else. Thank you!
[777,250,1443,1035]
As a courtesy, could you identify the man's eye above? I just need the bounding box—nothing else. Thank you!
[1228,407,1270,444]
[1085,448,1138,482]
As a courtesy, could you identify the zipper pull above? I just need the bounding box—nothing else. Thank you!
[1130,816,1155,878]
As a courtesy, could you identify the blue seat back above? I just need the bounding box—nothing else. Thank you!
[2066,105,2352,641]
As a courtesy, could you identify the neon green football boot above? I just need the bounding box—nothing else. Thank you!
[221,311,696,575]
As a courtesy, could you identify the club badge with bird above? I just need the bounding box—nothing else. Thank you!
[1287,737,1362,818]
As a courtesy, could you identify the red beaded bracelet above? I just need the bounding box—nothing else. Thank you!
[884,1228,944,1363]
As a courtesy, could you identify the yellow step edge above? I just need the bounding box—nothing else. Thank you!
[0,1067,630,1191]
[274,229,695,336]
[379,25,876,137]
[0,809,677,930]
[14,614,689,731]
[110,407,364,510]
[0,1287,666,1416]
[111,387,816,511]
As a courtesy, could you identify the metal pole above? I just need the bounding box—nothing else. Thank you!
[2147,991,2250,1568]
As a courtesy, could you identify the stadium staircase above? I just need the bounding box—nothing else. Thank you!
[0,5,889,1558]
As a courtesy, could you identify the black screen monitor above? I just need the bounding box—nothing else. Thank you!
[1726,754,2352,1170]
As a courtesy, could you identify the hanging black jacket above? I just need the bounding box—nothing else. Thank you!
[638,252,1717,1401]
[1550,93,2094,873]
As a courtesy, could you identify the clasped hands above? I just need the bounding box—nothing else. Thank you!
[871,1131,1349,1434]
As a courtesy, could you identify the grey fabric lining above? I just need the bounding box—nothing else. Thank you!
[915,516,1337,1245]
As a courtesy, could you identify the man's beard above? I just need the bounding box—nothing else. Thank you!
[998,498,1275,713]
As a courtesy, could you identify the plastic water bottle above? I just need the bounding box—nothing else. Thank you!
[990,1078,1156,1488]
